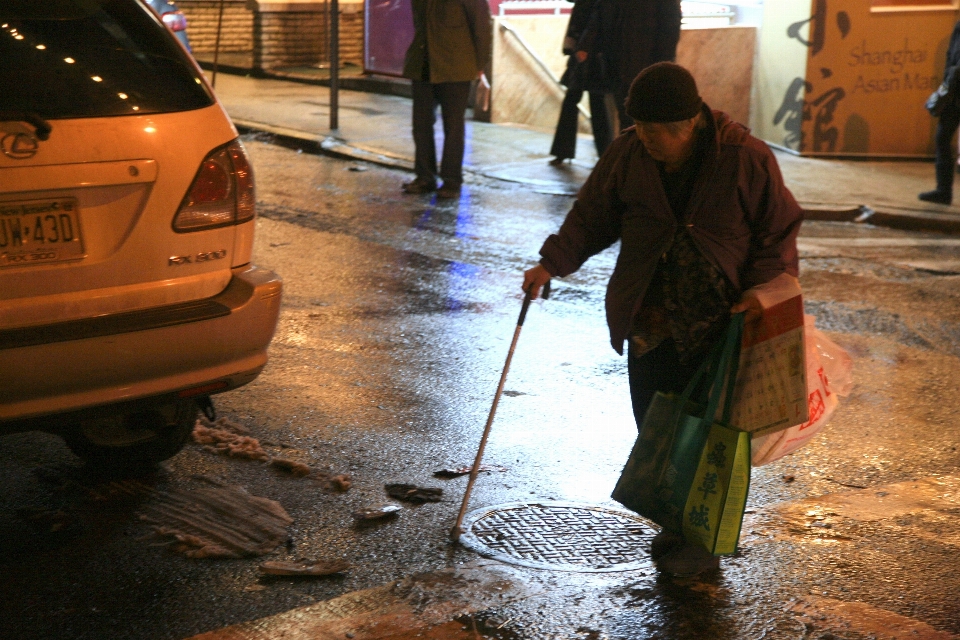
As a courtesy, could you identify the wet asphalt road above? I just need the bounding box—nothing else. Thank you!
[1,136,959,640]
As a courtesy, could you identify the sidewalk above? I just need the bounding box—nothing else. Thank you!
[210,72,960,234]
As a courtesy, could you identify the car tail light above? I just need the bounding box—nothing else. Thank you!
[161,10,188,32]
[173,140,256,232]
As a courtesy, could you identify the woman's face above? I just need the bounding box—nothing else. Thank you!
[635,117,698,169]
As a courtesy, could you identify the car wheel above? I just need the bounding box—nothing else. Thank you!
[63,400,198,471]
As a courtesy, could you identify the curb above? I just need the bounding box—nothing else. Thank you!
[199,61,414,98]
[800,204,960,235]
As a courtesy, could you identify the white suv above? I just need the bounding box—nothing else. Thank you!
[0,1,282,470]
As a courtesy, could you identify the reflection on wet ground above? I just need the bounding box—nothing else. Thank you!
[2,139,959,640]
[229,141,960,638]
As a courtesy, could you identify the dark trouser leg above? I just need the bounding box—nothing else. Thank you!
[412,80,438,183]
[592,92,623,146]
[435,81,472,188]
[627,339,703,430]
[935,107,960,195]
[589,90,614,156]
[550,78,585,160]
[613,83,630,138]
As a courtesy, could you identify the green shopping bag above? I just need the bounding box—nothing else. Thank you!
[612,314,751,556]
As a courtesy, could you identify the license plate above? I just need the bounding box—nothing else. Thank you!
[0,198,85,268]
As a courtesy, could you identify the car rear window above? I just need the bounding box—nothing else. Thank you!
[0,0,214,119]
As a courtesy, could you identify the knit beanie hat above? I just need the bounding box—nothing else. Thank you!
[625,62,703,123]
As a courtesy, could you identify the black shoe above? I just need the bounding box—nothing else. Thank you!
[653,543,721,577]
[402,177,437,194]
[548,156,570,166]
[919,189,952,205]
[649,530,685,561]
[436,183,462,199]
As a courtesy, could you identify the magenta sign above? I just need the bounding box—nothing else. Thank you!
[364,0,415,77]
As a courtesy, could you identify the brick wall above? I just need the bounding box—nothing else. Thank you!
[338,10,363,65]
[178,0,254,54]
[177,0,364,68]
[254,11,325,67]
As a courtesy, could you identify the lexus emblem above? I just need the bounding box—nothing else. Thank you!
[1,132,39,159]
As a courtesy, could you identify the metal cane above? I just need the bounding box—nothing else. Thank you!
[450,279,550,541]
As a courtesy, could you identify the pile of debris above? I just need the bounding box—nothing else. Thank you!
[191,416,351,490]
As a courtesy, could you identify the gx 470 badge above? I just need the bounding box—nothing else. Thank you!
[169,249,227,266]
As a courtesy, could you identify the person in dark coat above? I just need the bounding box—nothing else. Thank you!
[919,18,960,205]
[548,0,615,164]
[578,0,682,130]
[523,63,802,577]
[401,0,492,199]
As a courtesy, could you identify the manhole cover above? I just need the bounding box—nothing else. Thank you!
[458,501,659,572]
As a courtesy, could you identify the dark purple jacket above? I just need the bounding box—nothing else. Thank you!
[539,108,802,354]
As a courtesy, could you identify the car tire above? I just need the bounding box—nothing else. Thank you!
[63,400,198,472]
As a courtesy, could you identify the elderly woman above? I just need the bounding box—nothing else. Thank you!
[523,63,802,577]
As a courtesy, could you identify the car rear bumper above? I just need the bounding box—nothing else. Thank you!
[0,264,282,424]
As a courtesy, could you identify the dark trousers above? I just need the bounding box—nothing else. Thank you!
[627,339,705,430]
[549,73,615,159]
[934,106,960,195]
[613,83,629,137]
[412,80,471,187]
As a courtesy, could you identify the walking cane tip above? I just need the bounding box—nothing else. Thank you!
[450,525,463,541]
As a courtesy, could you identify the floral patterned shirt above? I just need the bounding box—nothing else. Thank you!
[630,229,737,363]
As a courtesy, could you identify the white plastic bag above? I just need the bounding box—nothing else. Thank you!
[751,315,853,466]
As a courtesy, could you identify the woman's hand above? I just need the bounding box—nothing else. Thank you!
[730,291,763,323]
[523,264,553,300]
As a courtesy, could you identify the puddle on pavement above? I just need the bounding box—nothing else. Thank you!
[185,561,538,640]
[741,475,960,548]
[777,475,960,522]
[792,595,957,640]
[255,206,496,320]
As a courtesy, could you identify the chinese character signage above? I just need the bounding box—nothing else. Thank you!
[753,0,958,156]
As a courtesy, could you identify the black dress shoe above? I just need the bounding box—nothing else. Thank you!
[436,183,462,199]
[919,189,952,205]
[653,543,721,577]
[402,177,437,194]
[548,156,570,166]
[650,530,685,560]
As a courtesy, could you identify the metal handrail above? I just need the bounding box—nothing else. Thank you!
[498,21,591,121]
[498,0,571,15]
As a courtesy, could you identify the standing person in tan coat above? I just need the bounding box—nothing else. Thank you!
[401,0,492,199]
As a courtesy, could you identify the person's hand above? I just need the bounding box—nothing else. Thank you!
[523,264,552,300]
[730,291,763,323]
[476,72,491,112]
[575,50,588,63]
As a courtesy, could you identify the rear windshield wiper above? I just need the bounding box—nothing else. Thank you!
[0,112,53,140]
